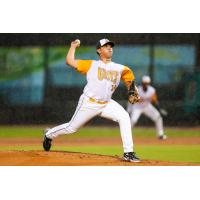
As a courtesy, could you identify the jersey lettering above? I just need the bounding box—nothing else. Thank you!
[98,67,119,83]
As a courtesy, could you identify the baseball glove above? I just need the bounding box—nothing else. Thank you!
[128,82,140,104]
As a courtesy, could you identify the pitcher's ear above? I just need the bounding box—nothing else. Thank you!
[97,49,101,55]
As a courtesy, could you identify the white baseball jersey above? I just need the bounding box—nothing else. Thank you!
[76,59,134,102]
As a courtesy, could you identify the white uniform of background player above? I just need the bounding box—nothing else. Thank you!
[127,76,167,139]
[43,39,140,162]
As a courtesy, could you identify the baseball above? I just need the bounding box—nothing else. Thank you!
[75,39,81,46]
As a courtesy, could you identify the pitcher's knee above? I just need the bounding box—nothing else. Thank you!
[64,124,78,134]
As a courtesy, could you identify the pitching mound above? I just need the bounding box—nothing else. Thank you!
[0,150,198,166]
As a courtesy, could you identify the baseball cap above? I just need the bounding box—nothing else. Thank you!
[142,75,151,83]
[96,38,115,49]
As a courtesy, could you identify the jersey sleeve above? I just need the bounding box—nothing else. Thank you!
[121,66,135,84]
[76,60,93,74]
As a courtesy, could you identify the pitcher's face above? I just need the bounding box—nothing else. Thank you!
[97,44,113,59]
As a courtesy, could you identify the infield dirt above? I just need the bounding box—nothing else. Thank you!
[0,150,199,166]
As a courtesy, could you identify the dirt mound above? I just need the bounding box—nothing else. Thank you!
[0,151,198,166]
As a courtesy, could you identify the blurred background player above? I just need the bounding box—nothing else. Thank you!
[43,38,141,162]
[127,75,168,140]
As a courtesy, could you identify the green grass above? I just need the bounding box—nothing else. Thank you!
[0,145,200,163]
[0,126,200,138]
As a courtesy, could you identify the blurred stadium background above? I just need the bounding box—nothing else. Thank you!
[0,33,200,126]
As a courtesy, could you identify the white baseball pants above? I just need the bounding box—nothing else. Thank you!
[46,94,134,153]
[128,103,164,136]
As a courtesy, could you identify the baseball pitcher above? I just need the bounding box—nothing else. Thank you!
[43,38,141,162]
[127,75,167,139]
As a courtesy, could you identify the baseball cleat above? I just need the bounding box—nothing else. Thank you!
[43,128,52,151]
[158,135,167,140]
[123,152,141,163]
